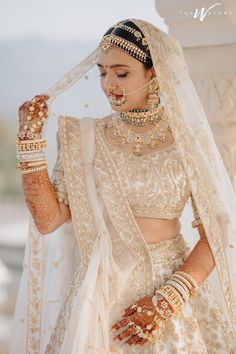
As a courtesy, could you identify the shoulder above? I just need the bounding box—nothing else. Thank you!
[58,115,94,127]
[58,114,112,131]
[97,113,113,125]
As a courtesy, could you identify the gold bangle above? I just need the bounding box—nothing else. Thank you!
[21,164,48,174]
[172,273,193,291]
[17,159,46,169]
[170,277,191,295]
[156,288,182,314]
[175,271,199,290]
[16,138,45,143]
[162,284,184,305]
[165,279,190,302]
[16,139,47,152]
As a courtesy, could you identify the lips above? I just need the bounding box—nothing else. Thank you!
[108,90,123,100]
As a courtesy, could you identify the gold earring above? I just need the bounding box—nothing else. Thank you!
[147,77,160,109]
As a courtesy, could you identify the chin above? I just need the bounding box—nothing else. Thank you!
[109,103,132,112]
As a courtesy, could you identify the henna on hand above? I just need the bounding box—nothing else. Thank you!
[22,169,63,234]
[111,294,171,347]
[18,94,50,140]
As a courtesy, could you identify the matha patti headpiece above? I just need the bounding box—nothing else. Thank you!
[99,19,153,66]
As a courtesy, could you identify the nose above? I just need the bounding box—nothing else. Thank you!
[102,73,116,94]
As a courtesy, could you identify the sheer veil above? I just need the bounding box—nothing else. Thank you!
[10,18,236,353]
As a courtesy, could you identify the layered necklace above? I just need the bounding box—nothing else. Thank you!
[105,104,171,156]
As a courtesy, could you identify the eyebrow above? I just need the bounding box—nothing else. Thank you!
[97,63,130,69]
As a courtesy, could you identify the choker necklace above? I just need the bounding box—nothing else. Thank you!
[120,102,164,127]
[106,112,171,156]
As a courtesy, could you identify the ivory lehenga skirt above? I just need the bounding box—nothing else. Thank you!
[108,233,233,354]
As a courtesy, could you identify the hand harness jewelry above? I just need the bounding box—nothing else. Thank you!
[16,96,49,174]
[125,270,199,343]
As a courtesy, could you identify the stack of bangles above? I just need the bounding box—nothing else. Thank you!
[16,138,48,174]
[130,270,199,343]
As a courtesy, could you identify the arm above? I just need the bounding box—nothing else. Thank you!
[178,194,215,285]
[22,170,71,235]
[178,225,215,285]
[17,94,71,235]
[23,130,71,235]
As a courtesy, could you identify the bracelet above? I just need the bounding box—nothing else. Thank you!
[174,271,199,293]
[16,150,46,162]
[155,287,183,315]
[17,160,47,169]
[16,138,47,152]
[168,277,191,299]
[160,285,185,310]
[21,164,48,174]
[18,129,42,140]
[171,273,193,292]
[165,279,190,303]
[170,273,198,299]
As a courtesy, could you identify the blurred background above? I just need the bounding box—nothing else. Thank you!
[0,0,235,352]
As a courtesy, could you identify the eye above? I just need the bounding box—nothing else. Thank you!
[117,73,129,78]
[99,72,106,77]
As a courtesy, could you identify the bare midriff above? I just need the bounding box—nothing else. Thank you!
[135,216,181,244]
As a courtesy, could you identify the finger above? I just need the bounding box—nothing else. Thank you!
[124,334,142,347]
[135,338,148,346]
[32,94,50,103]
[121,302,138,317]
[111,315,135,332]
[113,325,136,342]
[18,101,31,112]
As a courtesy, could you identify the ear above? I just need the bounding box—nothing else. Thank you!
[151,67,156,78]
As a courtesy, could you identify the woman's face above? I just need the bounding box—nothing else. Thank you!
[97,46,155,112]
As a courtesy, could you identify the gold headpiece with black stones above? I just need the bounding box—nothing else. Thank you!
[99,19,153,65]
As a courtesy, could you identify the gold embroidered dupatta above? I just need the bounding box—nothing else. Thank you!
[57,115,156,353]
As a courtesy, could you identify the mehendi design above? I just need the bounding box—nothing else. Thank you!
[22,170,60,234]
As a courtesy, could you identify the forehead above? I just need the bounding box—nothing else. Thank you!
[97,46,141,67]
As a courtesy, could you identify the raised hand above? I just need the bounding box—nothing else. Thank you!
[17,94,50,140]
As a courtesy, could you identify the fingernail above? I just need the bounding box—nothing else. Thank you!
[111,328,116,333]
[120,310,125,316]
[124,343,129,348]
[114,338,120,343]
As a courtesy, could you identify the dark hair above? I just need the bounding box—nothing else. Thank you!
[103,19,153,69]
[143,61,153,70]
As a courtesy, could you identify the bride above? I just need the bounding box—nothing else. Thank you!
[12,19,236,353]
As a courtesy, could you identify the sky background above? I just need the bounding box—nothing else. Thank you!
[0,0,167,41]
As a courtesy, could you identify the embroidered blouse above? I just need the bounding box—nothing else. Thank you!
[94,140,191,220]
[50,121,202,225]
